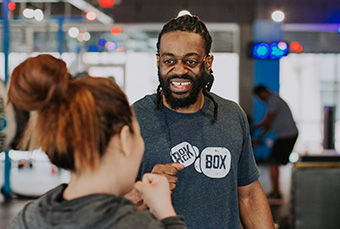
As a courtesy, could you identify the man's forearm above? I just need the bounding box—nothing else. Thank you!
[124,188,148,210]
[238,181,275,229]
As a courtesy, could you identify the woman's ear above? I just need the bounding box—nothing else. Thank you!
[119,125,133,157]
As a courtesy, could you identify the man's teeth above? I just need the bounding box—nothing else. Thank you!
[172,82,191,86]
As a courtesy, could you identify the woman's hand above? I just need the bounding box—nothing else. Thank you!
[134,173,176,220]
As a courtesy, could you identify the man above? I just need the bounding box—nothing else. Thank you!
[253,85,298,199]
[131,15,274,228]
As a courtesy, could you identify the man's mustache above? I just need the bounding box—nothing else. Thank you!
[167,74,193,81]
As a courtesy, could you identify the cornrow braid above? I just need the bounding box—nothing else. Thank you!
[203,89,218,123]
[156,84,162,110]
[157,15,212,55]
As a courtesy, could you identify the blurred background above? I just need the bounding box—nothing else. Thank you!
[1,1,340,228]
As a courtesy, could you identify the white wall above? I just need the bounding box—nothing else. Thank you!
[280,53,340,155]
[125,52,239,104]
[1,51,239,105]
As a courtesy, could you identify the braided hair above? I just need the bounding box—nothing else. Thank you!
[157,15,212,55]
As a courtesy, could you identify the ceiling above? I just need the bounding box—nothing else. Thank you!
[106,0,340,24]
[2,0,340,54]
[4,0,340,24]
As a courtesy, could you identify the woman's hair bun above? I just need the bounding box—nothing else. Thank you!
[8,54,69,111]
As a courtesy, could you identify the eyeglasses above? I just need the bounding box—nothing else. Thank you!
[158,54,209,69]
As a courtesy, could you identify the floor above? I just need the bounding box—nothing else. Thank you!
[0,152,294,229]
[0,195,34,228]
[258,163,293,229]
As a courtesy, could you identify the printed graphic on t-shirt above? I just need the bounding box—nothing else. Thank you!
[170,142,231,178]
[170,142,200,167]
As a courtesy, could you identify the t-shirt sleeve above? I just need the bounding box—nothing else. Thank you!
[237,108,260,186]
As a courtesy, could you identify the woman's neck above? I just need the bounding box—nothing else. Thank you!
[63,168,120,200]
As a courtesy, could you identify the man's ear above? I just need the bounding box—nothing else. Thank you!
[119,125,132,157]
[206,54,214,72]
[156,54,160,68]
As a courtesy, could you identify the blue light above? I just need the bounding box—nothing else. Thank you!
[252,41,289,59]
[338,27,340,35]
[253,42,270,59]
[269,42,288,59]
[98,38,106,47]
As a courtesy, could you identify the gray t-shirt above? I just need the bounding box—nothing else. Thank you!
[133,93,259,229]
[266,93,298,138]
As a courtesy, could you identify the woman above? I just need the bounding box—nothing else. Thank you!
[7,54,186,229]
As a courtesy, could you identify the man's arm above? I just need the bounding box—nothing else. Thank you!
[151,163,185,193]
[124,162,184,209]
[238,180,275,229]
[254,112,275,136]
[124,187,147,210]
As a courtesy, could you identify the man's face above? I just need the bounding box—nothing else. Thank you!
[157,31,212,110]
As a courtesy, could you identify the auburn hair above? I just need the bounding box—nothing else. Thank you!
[8,54,133,172]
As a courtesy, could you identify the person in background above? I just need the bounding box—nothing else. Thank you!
[7,54,187,229]
[253,85,298,199]
[126,15,274,229]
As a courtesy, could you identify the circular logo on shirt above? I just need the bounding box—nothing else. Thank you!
[170,142,231,179]
[170,142,199,167]
[194,147,231,178]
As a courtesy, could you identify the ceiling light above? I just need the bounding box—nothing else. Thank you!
[271,10,285,22]
[68,0,114,24]
[68,27,80,38]
[85,11,97,21]
[34,9,44,21]
[177,10,191,17]
[23,8,35,19]
[82,32,91,41]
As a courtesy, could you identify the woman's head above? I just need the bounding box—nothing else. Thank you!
[8,54,69,110]
[8,54,139,173]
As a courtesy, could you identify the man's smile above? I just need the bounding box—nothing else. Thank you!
[170,79,192,93]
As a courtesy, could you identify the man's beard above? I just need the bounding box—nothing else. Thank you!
[158,70,206,110]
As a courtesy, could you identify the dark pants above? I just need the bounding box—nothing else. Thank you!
[269,134,298,165]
